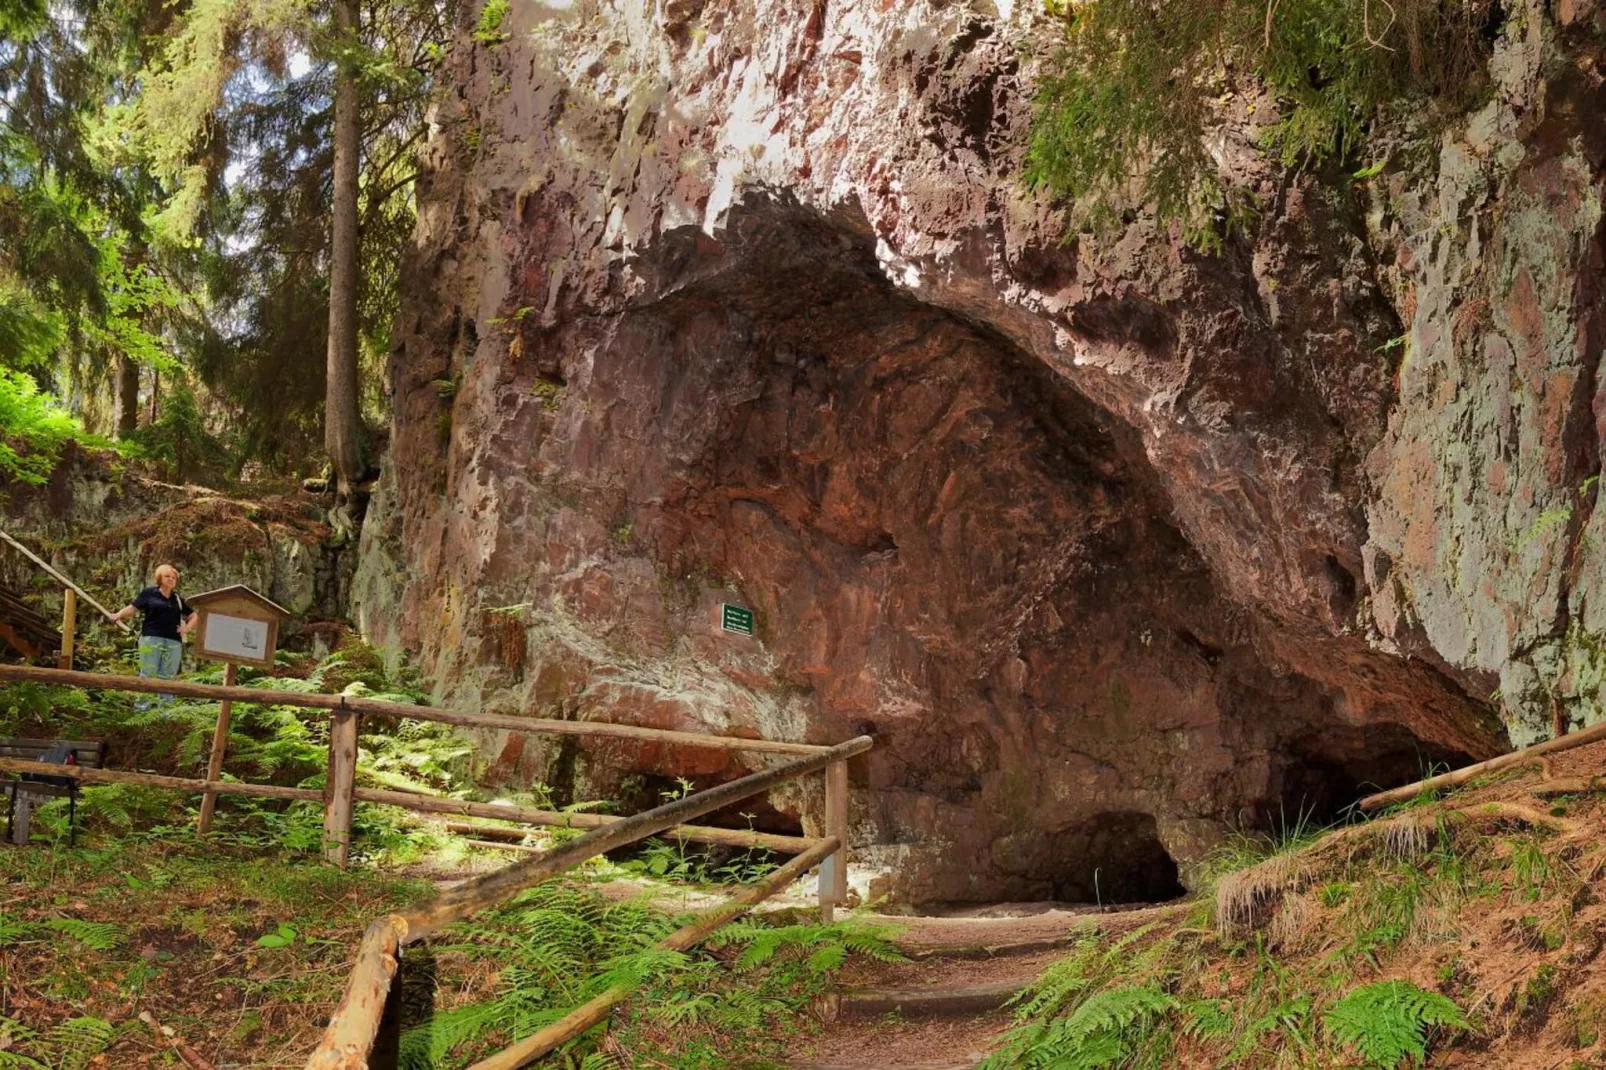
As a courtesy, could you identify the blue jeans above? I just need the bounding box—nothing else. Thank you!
[136,636,183,712]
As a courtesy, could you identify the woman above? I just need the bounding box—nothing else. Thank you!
[113,564,194,709]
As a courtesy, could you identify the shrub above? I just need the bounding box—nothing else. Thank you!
[1028,0,1503,242]
[0,368,96,483]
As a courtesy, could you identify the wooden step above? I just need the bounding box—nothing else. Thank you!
[831,980,1024,1020]
[0,581,59,657]
[790,1053,976,1060]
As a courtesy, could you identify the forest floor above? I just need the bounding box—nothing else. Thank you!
[8,637,1606,1068]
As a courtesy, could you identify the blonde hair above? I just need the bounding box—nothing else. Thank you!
[154,564,180,585]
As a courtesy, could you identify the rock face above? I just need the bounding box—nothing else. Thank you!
[2,446,349,630]
[357,0,1603,903]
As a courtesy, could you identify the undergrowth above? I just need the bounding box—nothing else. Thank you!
[1030,0,1506,243]
[0,368,111,484]
[989,792,1599,1068]
[0,638,480,860]
[0,637,903,1067]
[395,883,904,1069]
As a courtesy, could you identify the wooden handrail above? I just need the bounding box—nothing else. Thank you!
[1359,720,1606,811]
[0,528,127,627]
[400,735,869,943]
[306,735,872,1068]
[0,757,323,802]
[467,837,841,1070]
[0,664,833,755]
[0,758,821,854]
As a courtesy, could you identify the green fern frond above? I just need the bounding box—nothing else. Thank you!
[1324,980,1468,1067]
[0,1053,48,1070]
[1180,996,1233,1039]
[43,918,124,951]
[1225,995,1313,1061]
[982,985,1173,1069]
[0,1018,44,1069]
[0,916,41,946]
[1057,985,1176,1043]
[43,1016,116,1070]
[398,996,509,1068]
[805,943,847,975]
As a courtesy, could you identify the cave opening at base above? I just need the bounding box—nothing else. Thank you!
[1050,812,1186,905]
[1267,724,1480,829]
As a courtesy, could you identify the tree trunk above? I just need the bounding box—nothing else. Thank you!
[116,356,139,437]
[325,0,364,501]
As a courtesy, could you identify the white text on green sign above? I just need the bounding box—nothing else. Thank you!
[722,604,755,636]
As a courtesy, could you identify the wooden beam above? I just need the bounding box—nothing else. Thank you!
[402,735,871,943]
[0,528,126,626]
[819,758,849,922]
[197,662,237,834]
[1358,722,1606,811]
[304,915,408,1070]
[325,706,359,868]
[433,809,815,848]
[57,589,75,670]
[0,665,833,756]
[0,755,820,856]
[304,736,873,1067]
[466,837,840,1070]
[377,792,817,854]
[0,758,322,802]
[461,839,542,854]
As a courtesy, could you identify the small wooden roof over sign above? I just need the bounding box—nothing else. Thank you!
[188,585,288,668]
[187,585,290,618]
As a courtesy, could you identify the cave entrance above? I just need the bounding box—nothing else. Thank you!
[1051,811,1185,905]
[1271,724,1479,828]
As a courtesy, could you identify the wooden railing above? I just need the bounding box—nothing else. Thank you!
[0,528,129,666]
[0,663,868,1069]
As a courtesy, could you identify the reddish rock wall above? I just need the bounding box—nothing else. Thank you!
[354,0,1602,903]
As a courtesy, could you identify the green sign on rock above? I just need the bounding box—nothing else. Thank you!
[721,603,755,636]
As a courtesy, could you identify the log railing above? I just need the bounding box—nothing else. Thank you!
[1358,717,1606,811]
[0,663,868,1069]
[0,527,129,667]
[307,736,870,1070]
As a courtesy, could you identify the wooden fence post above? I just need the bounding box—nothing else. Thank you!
[818,759,849,922]
[325,703,358,867]
[196,662,237,834]
[57,589,76,670]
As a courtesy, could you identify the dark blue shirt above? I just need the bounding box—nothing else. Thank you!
[133,586,192,641]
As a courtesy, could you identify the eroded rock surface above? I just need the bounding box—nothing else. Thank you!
[357,0,1603,902]
[3,447,349,629]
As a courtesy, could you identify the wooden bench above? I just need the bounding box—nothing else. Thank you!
[2,739,105,846]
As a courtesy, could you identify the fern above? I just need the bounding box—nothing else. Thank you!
[43,1017,116,1070]
[1012,924,1163,1020]
[1324,980,1468,1067]
[0,916,39,946]
[983,986,1175,1070]
[1180,997,1233,1040]
[42,918,124,951]
[0,1018,44,1070]
[1224,994,1314,1062]
[713,918,905,974]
